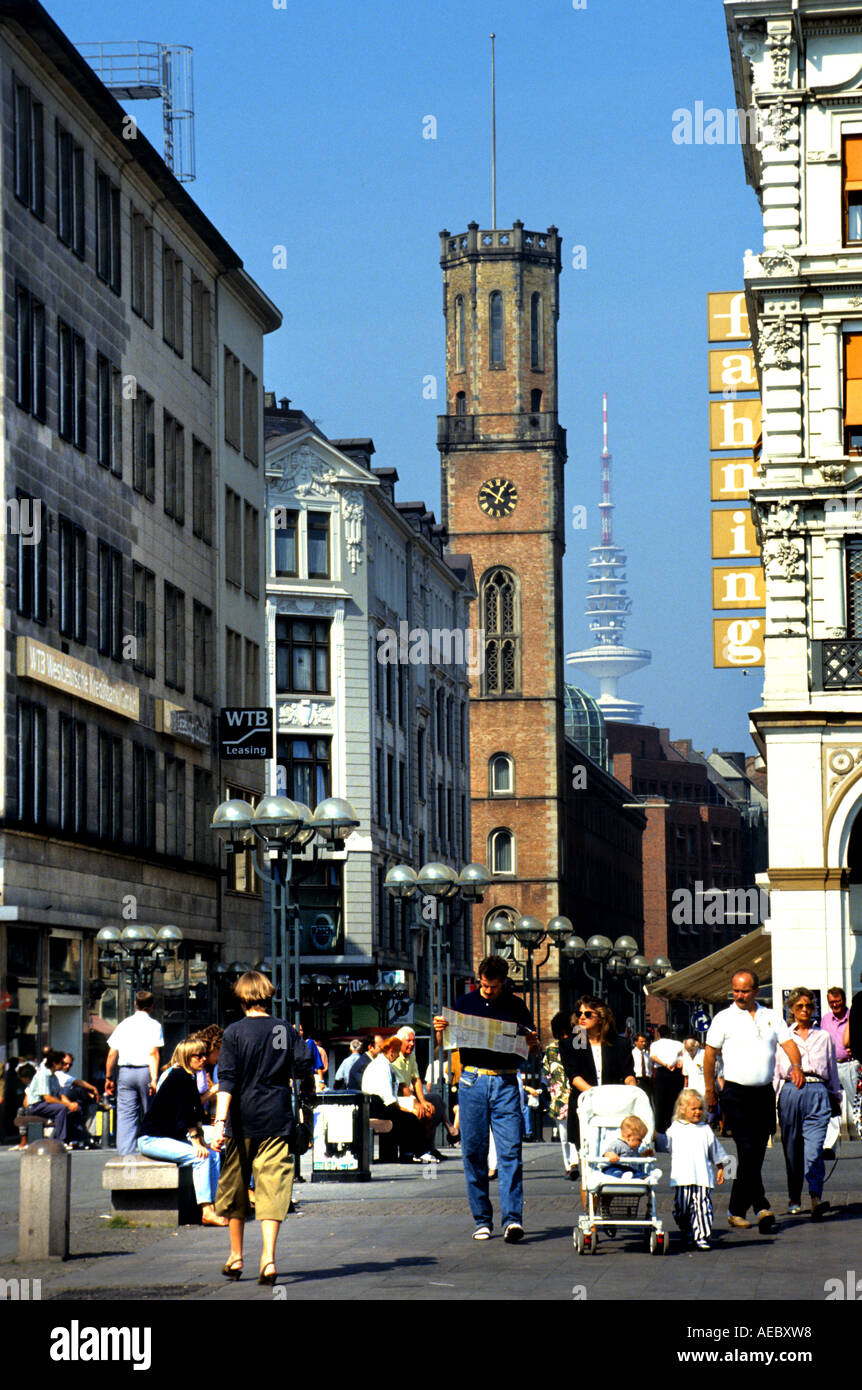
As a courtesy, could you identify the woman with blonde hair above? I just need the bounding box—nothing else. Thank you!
[137,1037,226,1226]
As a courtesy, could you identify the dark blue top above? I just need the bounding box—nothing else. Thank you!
[452,987,534,1071]
[218,1015,314,1140]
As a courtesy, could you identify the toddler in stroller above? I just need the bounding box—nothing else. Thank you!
[574,1085,666,1256]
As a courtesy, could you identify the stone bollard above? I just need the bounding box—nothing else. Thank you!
[19,1139,71,1260]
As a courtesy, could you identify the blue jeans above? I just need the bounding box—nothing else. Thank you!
[458,1071,524,1230]
[777,1081,831,1202]
[136,1127,221,1205]
[117,1067,151,1156]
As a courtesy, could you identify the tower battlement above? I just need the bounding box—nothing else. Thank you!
[439,222,561,271]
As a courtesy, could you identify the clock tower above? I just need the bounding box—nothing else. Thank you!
[438,220,567,968]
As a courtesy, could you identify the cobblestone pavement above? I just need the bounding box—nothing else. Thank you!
[1,1138,861,1302]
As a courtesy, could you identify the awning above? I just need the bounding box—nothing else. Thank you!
[645,927,771,1004]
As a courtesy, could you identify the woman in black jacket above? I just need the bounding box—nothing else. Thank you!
[560,996,636,1152]
[137,1037,226,1225]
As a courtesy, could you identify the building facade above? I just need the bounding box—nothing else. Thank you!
[726,0,862,1004]
[0,0,280,1130]
[264,398,475,1035]
[438,222,569,967]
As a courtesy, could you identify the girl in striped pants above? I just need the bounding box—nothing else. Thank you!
[656,1088,729,1250]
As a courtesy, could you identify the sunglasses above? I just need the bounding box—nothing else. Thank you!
[578,1010,596,1019]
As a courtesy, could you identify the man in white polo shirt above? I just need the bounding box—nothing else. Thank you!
[704,969,804,1234]
[104,990,164,1155]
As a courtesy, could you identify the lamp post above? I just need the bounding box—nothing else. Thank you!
[385,860,490,1103]
[96,925,183,1005]
[211,794,359,1025]
[582,934,614,993]
[487,914,573,1085]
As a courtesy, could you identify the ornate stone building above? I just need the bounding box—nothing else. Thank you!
[726,0,862,1001]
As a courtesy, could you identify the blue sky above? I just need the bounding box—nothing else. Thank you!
[47,0,765,755]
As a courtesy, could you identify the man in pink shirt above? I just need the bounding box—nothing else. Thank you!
[821,987,859,1134]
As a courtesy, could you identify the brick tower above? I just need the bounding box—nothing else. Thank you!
[438,221,567,970]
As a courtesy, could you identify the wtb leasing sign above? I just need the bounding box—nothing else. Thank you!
[219,708,273,759]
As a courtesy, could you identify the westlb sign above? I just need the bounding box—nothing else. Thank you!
[219,708,274,759]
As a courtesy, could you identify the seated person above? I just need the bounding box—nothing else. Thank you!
[24,1049,87,1147]
[56,1053,101,1143]
[136,1037,227,1226]
[15,1063,37,1148]
[601,1114,653,1177]
[191,1025,223,1118]
[361,1035,428,1160]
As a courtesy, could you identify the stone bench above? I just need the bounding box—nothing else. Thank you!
[102,1155,200,1226]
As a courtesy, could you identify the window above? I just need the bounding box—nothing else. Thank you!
[17,700,46,825]
[398,666,406,727]
[530,388,543,412]
[165,755,186,858]
[163,412,185,523]
[387,753,395,826]
[274,509,297,576]
[59,716,86,835]
[244,502,259,597]
[192,439,213,543]
[277,736,331,809]
[845,334,862,453]
[133,563,155,675]
[95,167,121,292]
[490,753,514,795]
[56,122,84,256]
[97,542,123,660]
[490,290,504,367]
[455,390,466,416]
[162,244,184,353]
[58,321,85,449]
[193,602,213,703]
[98,731,123,841]
[131,210,154,322]
[490,827,514,875]
[225,488,242,584]
[454,294,465,372]
[194,768,216,863]
[243,367,259,464]
[275,617,330,694]
[225,628,244,705]
[16,490,47,622]
[847,536,862,638]
[133,745,156,849]
[191,274,211,379]
[417,727,426,798]
[224,786,260,894]
[482,567,519,695]
[307,512,330,578]
[530,292,543,370]
[459,702,466,760]
[224,349,241,449]
[245,638,260,705]
[132,390,156,499]
[14,80,44,217]
[58,517,86,643]
[845,136,862,244]
[97,354,122,474]
[399,760,406,828]
[164,583,186,691]
[15,285,46,420]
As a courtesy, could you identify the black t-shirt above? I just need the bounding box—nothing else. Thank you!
[451,986,534,1071]
[139,1067,205,1143]
[217,1015,314,1140]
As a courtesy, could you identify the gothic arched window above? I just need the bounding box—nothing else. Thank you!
[489,291,504,367]
[481,567,520,695]
[454,295,465,373]
[489,753,514,795]
[530,292,543,370]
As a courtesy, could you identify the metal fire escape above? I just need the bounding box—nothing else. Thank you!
[76,41,196,183]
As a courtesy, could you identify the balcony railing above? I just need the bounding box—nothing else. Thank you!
[437,412,566,451]
[814,639,862,689]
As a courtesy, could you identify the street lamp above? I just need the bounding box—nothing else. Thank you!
[212,793,359,1024]
[96,923,184,1002]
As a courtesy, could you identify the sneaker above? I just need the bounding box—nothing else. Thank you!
[727,1214,752,1229]
[695,1239,711,1251]
[756,1208,776,1234]
[503,1222,525,1243]
[427,1147,445,1162]
[472,1225,492,1241]
[420,1151,441,1164]
[787,1203,803,1216]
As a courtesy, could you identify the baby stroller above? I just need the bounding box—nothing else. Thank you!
[574,1085,667,1256]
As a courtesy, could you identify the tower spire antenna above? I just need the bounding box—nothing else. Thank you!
[490,33,496,230]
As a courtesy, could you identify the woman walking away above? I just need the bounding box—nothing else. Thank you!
[212,972,314,1284]
[136,1038,226,1226]
[775,987,840,1218]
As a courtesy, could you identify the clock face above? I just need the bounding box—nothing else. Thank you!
[478,477,518,519]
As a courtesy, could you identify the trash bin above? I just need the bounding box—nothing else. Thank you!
[311,1091,371,1182]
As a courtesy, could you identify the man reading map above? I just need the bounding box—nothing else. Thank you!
[433,954,538,1244]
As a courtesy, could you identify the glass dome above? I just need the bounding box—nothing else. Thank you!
[563,684,608,769]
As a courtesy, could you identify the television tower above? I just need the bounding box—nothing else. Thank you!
[566,395,651,722]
